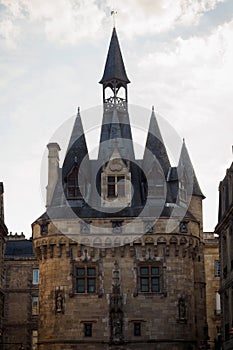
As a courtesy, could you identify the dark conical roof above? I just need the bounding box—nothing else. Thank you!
[178,140,205,198]
[143,108,171,177]
[99,28,130,84]
[62,109,89,178]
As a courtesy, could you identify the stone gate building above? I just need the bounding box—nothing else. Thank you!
[32,27,208,350]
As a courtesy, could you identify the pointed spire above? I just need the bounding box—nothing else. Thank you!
[143,108,171,177]
[62,107,89,177]
[99,28,130,84]
[178,140,205,198]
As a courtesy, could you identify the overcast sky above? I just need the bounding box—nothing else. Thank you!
[0,0,233,237]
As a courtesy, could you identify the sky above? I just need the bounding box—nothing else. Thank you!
[0,0,233,237]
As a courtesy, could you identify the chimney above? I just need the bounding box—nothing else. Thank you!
[46,143,61,207]
[0,182,4,222]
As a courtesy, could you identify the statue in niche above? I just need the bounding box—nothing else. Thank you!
[55,291,64,313]
[110,261,124,343]
[178,297,187,321]
[111,311,123,343]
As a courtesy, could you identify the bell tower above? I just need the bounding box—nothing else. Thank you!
[99,27,130,113]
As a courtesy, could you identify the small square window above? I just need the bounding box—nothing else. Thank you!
[139,265,160,293]
[84,323,92,337]
[76,266,97,293]
[134,322,141,336]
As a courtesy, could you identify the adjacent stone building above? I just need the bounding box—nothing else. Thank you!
[32,27,208,350]
[0,183,8,349]
[204,232,221,349]
[3,234,38,350]
[216,160,233,350]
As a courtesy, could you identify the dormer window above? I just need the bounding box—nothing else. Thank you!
[67,166,82,199]
[107,176,125,198]
[147,166,165,198]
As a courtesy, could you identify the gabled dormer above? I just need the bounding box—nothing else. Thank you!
[101,145,131,208]
[62,108,90,204]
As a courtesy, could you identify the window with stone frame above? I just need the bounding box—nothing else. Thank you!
[75,266,97,294]
[138,265,160,293]
[107,175,125,198]
[84,323,92,337]
[32,330,38,350]
[67,165,83,199]
[134,322,141,336]
[33,269,39,285]
[32,296,39,315]
[215,260,220,277]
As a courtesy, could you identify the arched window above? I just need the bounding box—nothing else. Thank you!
[67,166,82,199]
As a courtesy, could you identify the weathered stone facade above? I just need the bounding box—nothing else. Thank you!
[216,160,233,350]
[204,232,221,349]
[33,216,207,350]
[32,28,208,350]
[3,234,38,350]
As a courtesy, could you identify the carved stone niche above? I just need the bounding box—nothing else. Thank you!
[179,221,188,233]
[177,295,188,323]
[55,288,65,314]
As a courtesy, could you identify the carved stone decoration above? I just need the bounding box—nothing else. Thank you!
[112,221,123,233]
[178,296,187,323]
[144,221,154,233]
[80,221,91,234]
[55,288,65,314]
[109,261,124,344]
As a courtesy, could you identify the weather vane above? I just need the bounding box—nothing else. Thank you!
[111,7,117,28]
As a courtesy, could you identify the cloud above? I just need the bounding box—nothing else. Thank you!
[0,0,227,47]
[115,0,226,36]
[0,0,106,46]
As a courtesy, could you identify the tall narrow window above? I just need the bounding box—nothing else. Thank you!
[215,292,221,315]
[33,269,39,285]
[107,176,125,198]
[84,323,92,337]
[134,322,141,336]
[67,166,82,199]
[32,330,38,350]
[32,296,39,315]
[139,266,160,293]
[215,260,220,277]
[76,266,96,293]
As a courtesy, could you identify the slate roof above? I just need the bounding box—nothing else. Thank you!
[99,28,130,84]
[4,239,35,258]
[37,27,204,224]
[178,140,205,198]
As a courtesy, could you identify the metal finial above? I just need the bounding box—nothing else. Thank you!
[77,106,80,115]
[152,106,155,112]
[183,138,185,143]
[111,9,117,28]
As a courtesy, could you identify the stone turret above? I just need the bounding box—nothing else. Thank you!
[32,26,208,350]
